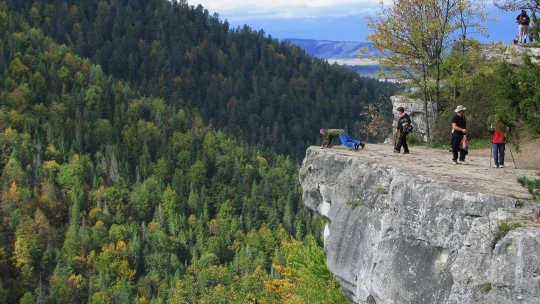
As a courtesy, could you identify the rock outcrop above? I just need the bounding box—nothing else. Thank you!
[299,146,540,304]
[481,44,540,66]
[391,94,435,142]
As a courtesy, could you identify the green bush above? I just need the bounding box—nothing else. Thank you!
[517,173,540,201]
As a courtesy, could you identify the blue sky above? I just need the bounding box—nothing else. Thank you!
[197,0,523,44]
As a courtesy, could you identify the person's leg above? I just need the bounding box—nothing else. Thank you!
[493,143,499,166]
[395,132,404,152]
[456,134,467,162]
[459,148,466,162]
[402,132,409,153]
[451,135,460,162]
[519,25,524,42]
[339,133,355,149]
[499,143,505,166]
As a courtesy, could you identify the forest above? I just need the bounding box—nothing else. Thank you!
[0,0,398,303]
[5,0,398,161]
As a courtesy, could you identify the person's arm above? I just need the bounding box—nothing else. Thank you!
[320,135,329,148]
[452,123,466,133]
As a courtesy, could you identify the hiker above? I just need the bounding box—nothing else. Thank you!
[490,120,508,168]
[319,129,365,150]
[516,9,530,43]
[394,106,412,154]
[451,105,468,165]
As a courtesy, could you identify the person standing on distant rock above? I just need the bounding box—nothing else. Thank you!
[394,106,412,154]
[490,119,508,168]
[320,129,365,150]
[451,105,468,165]
[516,9,531,43]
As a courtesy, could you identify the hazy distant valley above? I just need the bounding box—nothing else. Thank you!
[284,38,381,78]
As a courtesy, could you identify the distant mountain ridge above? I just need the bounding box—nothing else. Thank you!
[284,38,381,78]
[284,38,378,59]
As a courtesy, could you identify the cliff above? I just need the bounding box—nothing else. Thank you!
[299,145,540,304]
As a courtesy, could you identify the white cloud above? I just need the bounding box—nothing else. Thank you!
[198,0,382,20]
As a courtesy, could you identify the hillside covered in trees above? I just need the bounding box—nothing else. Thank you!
[0,0,402,303]
[5,0,397,161]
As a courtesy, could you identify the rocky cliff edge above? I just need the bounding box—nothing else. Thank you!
[299,145,540,304]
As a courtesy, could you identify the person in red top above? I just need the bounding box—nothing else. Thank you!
[490,120,508,168]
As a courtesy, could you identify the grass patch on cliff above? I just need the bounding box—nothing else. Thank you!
[346,200,364,207]
[376,187,389,194]
[498,221,520,235]
[480,282,492,294]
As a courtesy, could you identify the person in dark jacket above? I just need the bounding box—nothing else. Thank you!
[320,129,365,150]
[451,105,468,165]
[394,106,411,154]
[516,9,530,43]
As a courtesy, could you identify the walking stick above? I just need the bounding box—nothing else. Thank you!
[393,131,397,152]
[490,124,493,168]
[508,145,517,169]
[490,145,493,168]
[507,126,517,169]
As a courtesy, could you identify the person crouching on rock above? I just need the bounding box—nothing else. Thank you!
[320,129,365,150]
[394,106,411,154]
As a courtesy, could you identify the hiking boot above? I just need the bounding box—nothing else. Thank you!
[354,143,360,150]
[499,165,504,168]
[493,165,498,168]
[360,143,365,149]
[453,161,458,165]
[402,151,409,154]
[459,161,468,165]
[393,150,399,154]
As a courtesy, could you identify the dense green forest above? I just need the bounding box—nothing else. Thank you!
[0,0,400,303]
[5,0,398,161]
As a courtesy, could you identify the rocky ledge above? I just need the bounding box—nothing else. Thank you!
[299,145,540,304]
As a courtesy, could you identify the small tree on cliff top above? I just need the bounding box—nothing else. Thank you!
[366,0,490,141]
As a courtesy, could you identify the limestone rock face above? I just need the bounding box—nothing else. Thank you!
[481,44,540,66]
[299,147,540,304]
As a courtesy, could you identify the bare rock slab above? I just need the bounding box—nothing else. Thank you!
[299,146,540,303]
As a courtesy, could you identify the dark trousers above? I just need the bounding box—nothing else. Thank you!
[493,143,505,166]
[395,131,409,153]
[451,133,467,161]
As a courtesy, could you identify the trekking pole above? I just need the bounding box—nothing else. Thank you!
[393,131,397,153]
[507,126,517,169]
[490,124,493,168]
[490,145,493,168]
[508,145,517,169]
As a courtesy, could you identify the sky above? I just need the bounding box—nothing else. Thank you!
[196,0,523,44]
